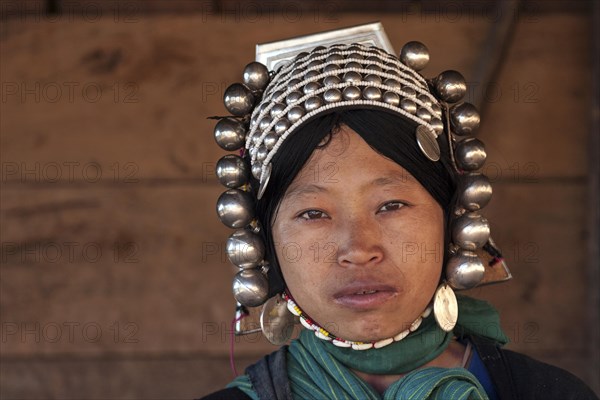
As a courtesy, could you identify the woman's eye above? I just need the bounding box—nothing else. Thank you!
[378,201,406,213]
[298,210,328,220]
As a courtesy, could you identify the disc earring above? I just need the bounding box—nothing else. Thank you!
[433,283,458,332]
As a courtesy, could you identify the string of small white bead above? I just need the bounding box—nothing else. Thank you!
[285,293,433,350]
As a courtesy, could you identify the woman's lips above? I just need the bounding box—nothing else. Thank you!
[332,284,397,310]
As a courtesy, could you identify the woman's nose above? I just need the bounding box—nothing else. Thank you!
[335,216,384,268]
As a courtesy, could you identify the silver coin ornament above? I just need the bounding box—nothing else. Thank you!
[216,189,255,229]
[243,62,270,91]
[400,41,430,71]
[433,284,458,332]
[455,138,487,171]
[457,173,493,211]
[452,212,490,251]
[446,250,485,290]
[216,155,249,188]
[224,83,255,116]
[260,295,297,345]
[434,70,467,103]
[416,125,440,162]
[233,269,269,307]
[226,229,265,269]
[450,102,481,136]
[214,117,246,151]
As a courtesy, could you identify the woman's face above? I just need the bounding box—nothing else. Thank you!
[272,125,445,342]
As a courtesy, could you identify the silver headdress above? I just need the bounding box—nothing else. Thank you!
[214,23,512,347]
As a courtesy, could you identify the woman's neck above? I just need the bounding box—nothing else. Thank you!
[351,339,469,394]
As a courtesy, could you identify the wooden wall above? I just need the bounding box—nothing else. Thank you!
[1,3,598,398]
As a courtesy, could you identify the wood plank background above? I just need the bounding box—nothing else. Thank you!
[1,2,598,398]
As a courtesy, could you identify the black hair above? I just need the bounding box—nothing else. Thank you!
[248,109,457,296]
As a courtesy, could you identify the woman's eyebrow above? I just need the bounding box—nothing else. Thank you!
[371,173,416,187]
[284,184,328,201]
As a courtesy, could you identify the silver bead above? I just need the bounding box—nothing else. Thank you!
[256,145,268,162]
[263,132,278,150]
[251,163,262,179]
[326,53,343,62]
[214,117,246,151]
[287,106,305,123]
[216,155,249,188]
[304,70,320,80]
[383,91,400,106]
[349,52,363,60]
[307,60,321,69]
[274,119,290,135]
[232,269,269,307]
[418,93,433,107]
[270,103,286,118]
[434,70,467,103]
[383,78,401,90]
[259,116,272,131]
[452,212,490,251]
[304,96,323,111]
[224,83,255,116]
[252,135,262,146]
[285,91,302,105]
[324,88,342,103]
[430,118,444,135]
[400,98,417,114]
[226,229,265,269]
[431,104,442,117]
[363,86,382,101]
[399,41,430,71]
[343,71,362,83]
[365,74,382,84]
[450,102,480,136]
[455,138,487,170]
[417,107,432,122]
[402,87,416,97]
[342,86,361,101]
[303,82,321,94]
[216,189,255,229]
[324,64,339,73]
[345,61,361,70]
[243,62,270,91]
[458,173,492,211]
[446,250,485,290]
[366,64,382,73]
[323,75,341,86]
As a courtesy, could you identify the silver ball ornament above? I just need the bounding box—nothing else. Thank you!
[232,269,269,307]
[224,83,255,116]
[400,41,430,71]
[342,86,361,101]
[446,250,485,290]
[458,173,492,211]
[455,138,487,170]
[452,212,490,251]
[214,117,246,151]
[363,86,382,101]
[216,155,249,188]
[434,70,467,103]
[226,230,265,269]
[251,163,262,180]
[263,132,278,150]
[450,102,480,136]
[216,189,255,229]
[324,88,342,103]
[242,62,270,91]
[287,106,305,123]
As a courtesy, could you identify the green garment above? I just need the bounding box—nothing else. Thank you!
[228,295,508,399]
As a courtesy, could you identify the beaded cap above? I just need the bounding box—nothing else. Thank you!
[245,42,444,198]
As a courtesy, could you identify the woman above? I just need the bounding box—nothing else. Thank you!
[206,26,597,399]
